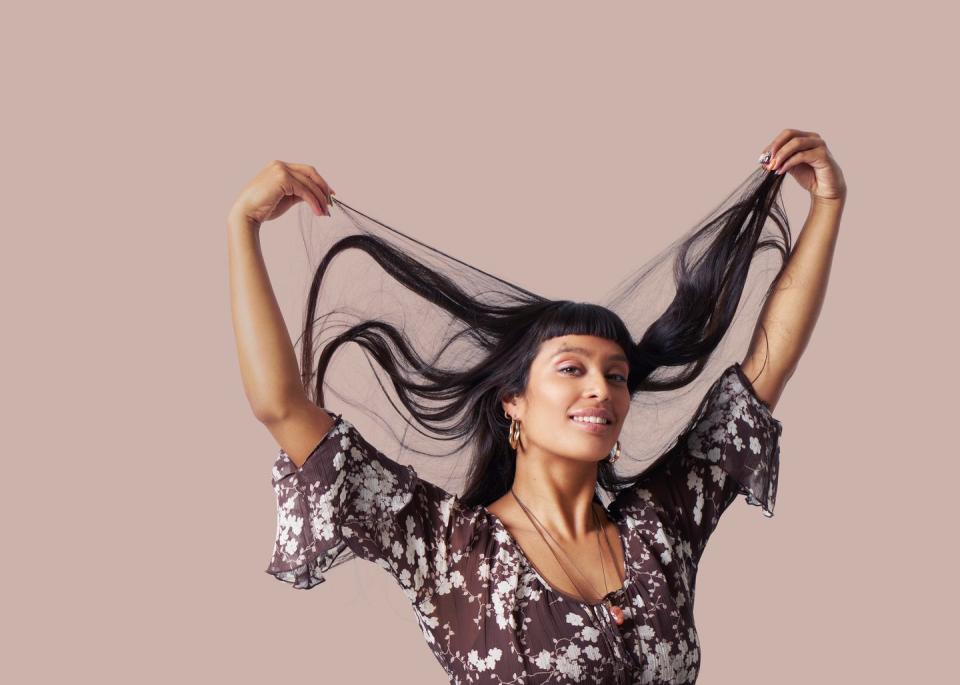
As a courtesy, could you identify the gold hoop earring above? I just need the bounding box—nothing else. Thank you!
[504,409,521,450]
[607,440,621,464]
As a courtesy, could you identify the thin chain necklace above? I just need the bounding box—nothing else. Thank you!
[509,488,626,627]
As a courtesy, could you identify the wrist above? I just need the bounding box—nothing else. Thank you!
[810,193,846,210]
[227,208,261,233]
[810,191,847,205]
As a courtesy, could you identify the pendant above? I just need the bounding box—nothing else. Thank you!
[607,600,625,626]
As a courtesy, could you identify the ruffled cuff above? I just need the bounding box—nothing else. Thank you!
[684,362,783,518]
[265,411,418,589]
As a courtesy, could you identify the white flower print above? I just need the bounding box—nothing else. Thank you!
[580,626,600,643]
[654,525,673,565]
[466,646,503,672]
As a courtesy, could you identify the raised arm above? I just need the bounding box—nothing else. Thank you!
[227,160,337,466]
[742,129,848,410]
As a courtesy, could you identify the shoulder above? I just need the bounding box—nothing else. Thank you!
[484,497,528,530]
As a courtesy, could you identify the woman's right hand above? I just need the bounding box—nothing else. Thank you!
[228,160,335,225]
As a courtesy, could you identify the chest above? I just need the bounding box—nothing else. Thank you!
[508,519,626,603]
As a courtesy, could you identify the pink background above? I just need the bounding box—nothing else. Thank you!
[5,1,955,682]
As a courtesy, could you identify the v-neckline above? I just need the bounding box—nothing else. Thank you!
[482,503,630,607]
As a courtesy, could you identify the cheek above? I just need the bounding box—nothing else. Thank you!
[533,376,580,409]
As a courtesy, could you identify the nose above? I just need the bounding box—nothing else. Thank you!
[585,373,614,400]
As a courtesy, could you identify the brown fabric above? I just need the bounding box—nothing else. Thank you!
[266,362,782,684]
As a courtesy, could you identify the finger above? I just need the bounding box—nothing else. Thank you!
[761,128,816,170]
[770,136,821,172]
[776,148,821,176]
[283,170,326,216]
[761,130,795,170]
[288,167,331,212]
[288,163,334,207]
[288,168,331,216]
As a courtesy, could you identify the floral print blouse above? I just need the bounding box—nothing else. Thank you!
[265,362,782,684]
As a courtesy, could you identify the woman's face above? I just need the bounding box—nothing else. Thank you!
[503,334,631,463]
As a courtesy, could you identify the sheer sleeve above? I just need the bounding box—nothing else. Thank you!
[265,410,460,598]
[632,363,783,566]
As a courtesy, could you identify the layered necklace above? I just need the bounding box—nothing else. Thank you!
[510,489,626,626]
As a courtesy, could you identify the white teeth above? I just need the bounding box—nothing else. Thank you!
[571,416,609,424]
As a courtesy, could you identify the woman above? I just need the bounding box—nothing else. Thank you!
[228,129,846,683]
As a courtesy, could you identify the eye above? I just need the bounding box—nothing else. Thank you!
[559,366,628,383]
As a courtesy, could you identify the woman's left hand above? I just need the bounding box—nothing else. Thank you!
[759,129,847,202]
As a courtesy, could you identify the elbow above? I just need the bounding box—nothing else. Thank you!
[252,395,308,424]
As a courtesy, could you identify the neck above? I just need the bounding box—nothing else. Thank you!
[510,444,602,543]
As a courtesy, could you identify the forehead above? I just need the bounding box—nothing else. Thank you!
[539,335,628,364]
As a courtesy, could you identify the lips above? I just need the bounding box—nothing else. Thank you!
[569,416,612,433]
[568,407,614,421]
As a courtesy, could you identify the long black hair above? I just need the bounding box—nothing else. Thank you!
[292,167,791,509]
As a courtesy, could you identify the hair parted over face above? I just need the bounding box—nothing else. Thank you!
[502,334,632,463]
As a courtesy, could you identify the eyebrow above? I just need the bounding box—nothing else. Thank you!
[550,345,629,364]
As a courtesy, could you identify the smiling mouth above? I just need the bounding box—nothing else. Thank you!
[569,417,612,432]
